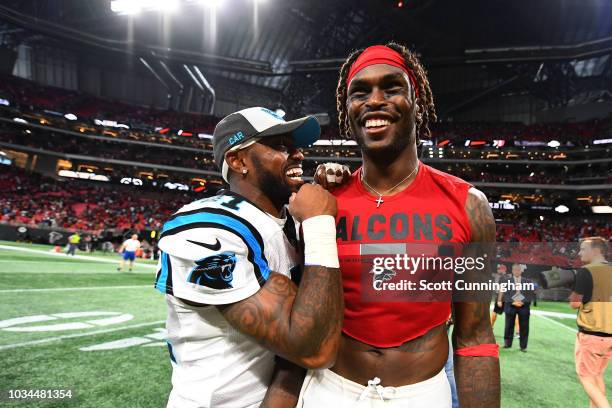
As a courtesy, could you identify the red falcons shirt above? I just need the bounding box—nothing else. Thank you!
[333,163,472,347]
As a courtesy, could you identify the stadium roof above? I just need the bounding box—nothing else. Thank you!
[1,0,611,115]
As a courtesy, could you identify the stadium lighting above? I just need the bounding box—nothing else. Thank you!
[111,0,179,15]
[111,0,142,15]
[58,170,109,182]
[156,0,180,12]
[200,0,226,9]
[547,140,561,148]
[64,113,77,121]
[555,205,570,214]
[0,98,9,106]
[13,117,27,124]
[592,206,612,214]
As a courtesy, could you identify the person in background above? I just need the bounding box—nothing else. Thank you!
[117,233,141,272]
[84,234,92,253]
[570,237,611,408]
[90,233,99,253]
[491,263,507,327]
[66,231,80,256]
[498,263,535,352]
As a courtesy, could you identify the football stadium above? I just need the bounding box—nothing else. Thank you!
[0,1,611,407]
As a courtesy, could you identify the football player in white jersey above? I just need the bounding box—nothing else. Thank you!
[155,107,343,408]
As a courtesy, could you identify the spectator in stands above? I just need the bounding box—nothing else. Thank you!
[117,233,141,272]
[570,237,612,408]
[66,231,80,256]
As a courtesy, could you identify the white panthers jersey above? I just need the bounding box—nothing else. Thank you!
[155,190,301,408]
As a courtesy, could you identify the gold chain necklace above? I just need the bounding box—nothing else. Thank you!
[361,163,419,208]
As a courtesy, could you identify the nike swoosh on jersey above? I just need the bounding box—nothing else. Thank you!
[187,239,222,251]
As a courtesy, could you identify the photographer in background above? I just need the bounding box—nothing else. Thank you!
[570,237,611,408]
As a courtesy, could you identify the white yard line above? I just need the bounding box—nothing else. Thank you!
[0,244,157,269]
[0,320,165,351]
[491,305,577,319]
[0,285,152,293]
[530,309,577,319]
[535,314,578,334]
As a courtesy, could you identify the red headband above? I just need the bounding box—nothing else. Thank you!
[346,45,419,97]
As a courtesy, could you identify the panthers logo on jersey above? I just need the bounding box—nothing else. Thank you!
[188,252,237,289]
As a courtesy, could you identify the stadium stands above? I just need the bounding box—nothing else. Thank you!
[0,73,609,257]
[0,167,194,233]
[2,74,612,149]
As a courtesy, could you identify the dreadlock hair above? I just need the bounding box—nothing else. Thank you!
[335,42,437,143]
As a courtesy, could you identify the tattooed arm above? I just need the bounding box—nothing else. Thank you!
[453,187,501,408]
[219,184,343,370]
[260,357,306,408]
[219,264,342,369]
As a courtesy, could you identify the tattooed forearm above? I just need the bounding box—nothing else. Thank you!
[454,355,500,408]
[453,302,500,408]
[290,265,344,357]
[452,188,500,407]
[261,358,306,408]
[219,266,343,369]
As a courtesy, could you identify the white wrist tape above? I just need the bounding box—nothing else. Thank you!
[302,215,339,268]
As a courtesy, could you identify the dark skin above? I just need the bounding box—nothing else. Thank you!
[221,139,342,369]
[267,64,500,407]
[179,137,343,398]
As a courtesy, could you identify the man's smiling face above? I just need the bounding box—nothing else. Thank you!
[346,64,417,156]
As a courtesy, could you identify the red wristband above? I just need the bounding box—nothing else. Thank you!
[454,343,499,358]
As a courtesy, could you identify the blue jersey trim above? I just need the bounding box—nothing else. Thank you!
[160,209,270,284]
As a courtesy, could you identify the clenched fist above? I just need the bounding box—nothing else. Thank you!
[314,163,351,191]
[288,183,337,222]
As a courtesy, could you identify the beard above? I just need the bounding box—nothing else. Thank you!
[251,155,293,210]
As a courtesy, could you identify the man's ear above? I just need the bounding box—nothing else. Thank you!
[225,150,247,176]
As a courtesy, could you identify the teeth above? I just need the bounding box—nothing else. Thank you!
[365,119,391,128]
[285,168,303,178]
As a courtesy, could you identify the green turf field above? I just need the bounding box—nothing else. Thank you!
[0,240,609,407]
